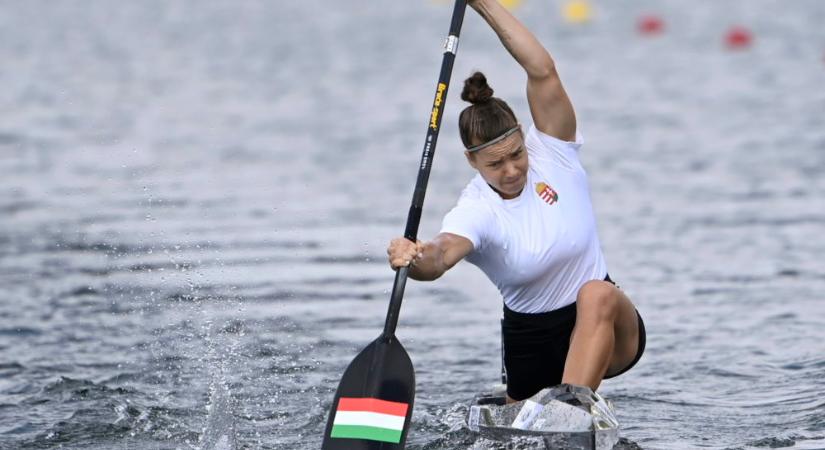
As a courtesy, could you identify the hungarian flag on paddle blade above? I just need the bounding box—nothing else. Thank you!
[330,397,409,444]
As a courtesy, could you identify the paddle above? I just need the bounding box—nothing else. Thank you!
[321,2,468,449]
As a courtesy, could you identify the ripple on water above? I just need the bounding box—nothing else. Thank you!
[0,327,41,338]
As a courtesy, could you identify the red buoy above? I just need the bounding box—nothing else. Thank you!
[725,26,753,50]
[637,15,664,35]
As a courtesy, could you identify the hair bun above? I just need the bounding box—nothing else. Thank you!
[461,71,494,104]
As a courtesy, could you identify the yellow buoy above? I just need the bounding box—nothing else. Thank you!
[500,0,524,10]
[562,0,592,24]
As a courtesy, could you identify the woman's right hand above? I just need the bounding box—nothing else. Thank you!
[387,238,423,270]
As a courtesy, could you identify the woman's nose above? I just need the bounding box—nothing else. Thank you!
[504,162,519,178]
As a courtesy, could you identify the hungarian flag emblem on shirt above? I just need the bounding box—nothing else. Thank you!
[330,397,409,443]
[536,182,559,205]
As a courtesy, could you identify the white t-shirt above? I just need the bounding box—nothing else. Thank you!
[440,124,607,313]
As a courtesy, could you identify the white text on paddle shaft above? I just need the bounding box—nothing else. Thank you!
[422,135,433,170]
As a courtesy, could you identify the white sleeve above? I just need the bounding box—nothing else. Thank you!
[524,124,585,171]
[439,200,494,252]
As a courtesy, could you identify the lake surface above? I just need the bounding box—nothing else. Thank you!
[2,1,825,448]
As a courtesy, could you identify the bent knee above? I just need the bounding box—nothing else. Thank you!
[576,280,621,321]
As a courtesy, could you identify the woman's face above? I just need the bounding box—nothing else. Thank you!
[465,129,529,199]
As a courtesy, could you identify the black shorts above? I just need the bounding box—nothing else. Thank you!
[502,276,646,401]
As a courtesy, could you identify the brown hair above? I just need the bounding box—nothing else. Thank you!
[458,72,518,149]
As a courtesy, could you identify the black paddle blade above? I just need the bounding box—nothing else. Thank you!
[322,336,415,450]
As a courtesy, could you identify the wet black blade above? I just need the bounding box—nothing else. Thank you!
[322,336,415,449]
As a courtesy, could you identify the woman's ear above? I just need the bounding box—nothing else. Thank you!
[464,151,478,169]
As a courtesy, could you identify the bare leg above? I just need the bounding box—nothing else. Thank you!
[562,280,640,391]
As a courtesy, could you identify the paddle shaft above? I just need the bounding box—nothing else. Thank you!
[383,0,467,340]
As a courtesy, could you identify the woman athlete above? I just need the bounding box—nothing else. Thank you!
[387,0,645,402]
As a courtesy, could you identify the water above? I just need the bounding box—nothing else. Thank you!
[1,0,824,448]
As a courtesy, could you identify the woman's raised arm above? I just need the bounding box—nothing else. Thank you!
[469,0,576,141]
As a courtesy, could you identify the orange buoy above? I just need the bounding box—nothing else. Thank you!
[725,26,753,50]
[637,15,664,35]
